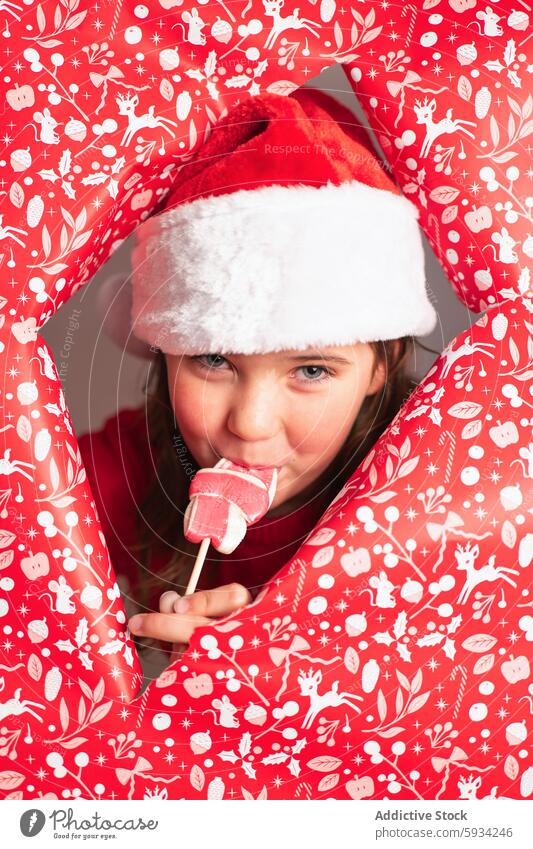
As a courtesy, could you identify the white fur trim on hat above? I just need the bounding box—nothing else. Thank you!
[130,179,438,356]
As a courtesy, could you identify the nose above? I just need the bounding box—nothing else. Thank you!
[226,380,281,443]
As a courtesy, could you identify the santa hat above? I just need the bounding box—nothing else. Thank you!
[101,88,437,357]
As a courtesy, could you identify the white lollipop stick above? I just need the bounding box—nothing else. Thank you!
[185,537,211,596]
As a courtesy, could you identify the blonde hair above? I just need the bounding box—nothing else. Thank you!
[126,337,437,653]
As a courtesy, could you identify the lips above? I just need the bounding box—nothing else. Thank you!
[223,455,281,471]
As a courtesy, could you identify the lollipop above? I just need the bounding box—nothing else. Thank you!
[183,458,278,594]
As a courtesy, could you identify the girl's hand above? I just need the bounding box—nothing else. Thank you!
[127,583,252,662]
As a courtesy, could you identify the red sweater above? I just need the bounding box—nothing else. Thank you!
[77,407,329,615]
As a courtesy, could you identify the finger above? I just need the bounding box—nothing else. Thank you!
[159,590,180,614]
[173,582,252,618]
[128,611,211,643]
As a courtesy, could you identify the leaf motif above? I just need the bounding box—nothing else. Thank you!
[9,181,24,209]
[265,80,299,96]
[0,530,16,549]
[509,337,520,367]
[442,205,458,224]
[318,772,339,792]
[448,401,482,419]
[461,419,482,440]
[396,669,410,691]
[423,0,442,8]
[523,93,533,120]
[410,668,422,695]
[395,687,404,715]
[504,39,516,68]
[364,7,375,27]
[36,3,46,32]
[504,754,519,781]
[490,114,500,148]
[377,725,406,738]
[213,619,243,632]
[189,118,197,151]
[93,677,104,704]
[78,696,86,725]
[49,456,60,491]
[461,634,497,653]
[407,691,430,715]
[65,9,87,29]
[369,490,397,503]
[458,75,472,101]
[334,19,343,48]
[190,764,205,792]
[508,112,516,141]
[239,731,252,759]
[472,653,494,675]
[89,700,112,725]
[0,549,14,570]
[306,756,342,772]
[61,737,89,749]
[28,653,43,682]
[78,678,93,704]
[429,186,460,205]
[361,25,382,44]
[0,771,24,790]
[385,456,393,479]
[71,231,91,252]
[508,96,521,116]
[397,456,419,478]
[42,223,51,258]
[377,688,387,722]
[344,646,359,675]
[501,520,517,549]
[369,464,378,487]
[60,696,70,733]
[75,618,88,649]
[50,496,76,509]
[160,78,174,102]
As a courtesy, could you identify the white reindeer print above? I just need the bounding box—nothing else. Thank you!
[413,96,477,158]
[455,542,519,605]
[440,334,495,381]
[262,0,320,50]
[458,773,514,799]
[0,679,45,723]
[297,667,363,729]
[116,92,179,147]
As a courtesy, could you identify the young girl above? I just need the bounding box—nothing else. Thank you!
[79,86,438,682]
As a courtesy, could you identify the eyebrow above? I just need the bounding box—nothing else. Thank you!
[286,353,352,365]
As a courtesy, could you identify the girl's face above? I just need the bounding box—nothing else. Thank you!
[165,344,387,514]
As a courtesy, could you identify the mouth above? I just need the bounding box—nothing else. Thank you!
[223,455,282,471]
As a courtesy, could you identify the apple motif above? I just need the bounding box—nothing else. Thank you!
[501,654,530,684]
[340,546,371,578]
[183,672,214,698]
[489,420,519,448]
[12,316,38,345]
[6,82,35,111]
[465,205,492,233]
[346,775,374,800]
[20,550,50,580]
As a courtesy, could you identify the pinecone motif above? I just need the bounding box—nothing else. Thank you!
[475,86,491,120]
[207,776,225,800]
[491,313,508,341]
[27,195,44,229]
[44,666,62,701]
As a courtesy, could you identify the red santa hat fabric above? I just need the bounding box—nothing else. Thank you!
[107,88,437,356]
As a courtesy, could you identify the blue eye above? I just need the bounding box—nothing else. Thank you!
[193,355,333,384]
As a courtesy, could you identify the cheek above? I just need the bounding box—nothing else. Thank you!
[168,370,224,442]
[292,384,368,457]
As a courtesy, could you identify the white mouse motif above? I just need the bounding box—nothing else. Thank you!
[25,108,61,145]
[359,571,396,608]
[39,575,78,614]
[201,694,240,727]
[172,8,207,45]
